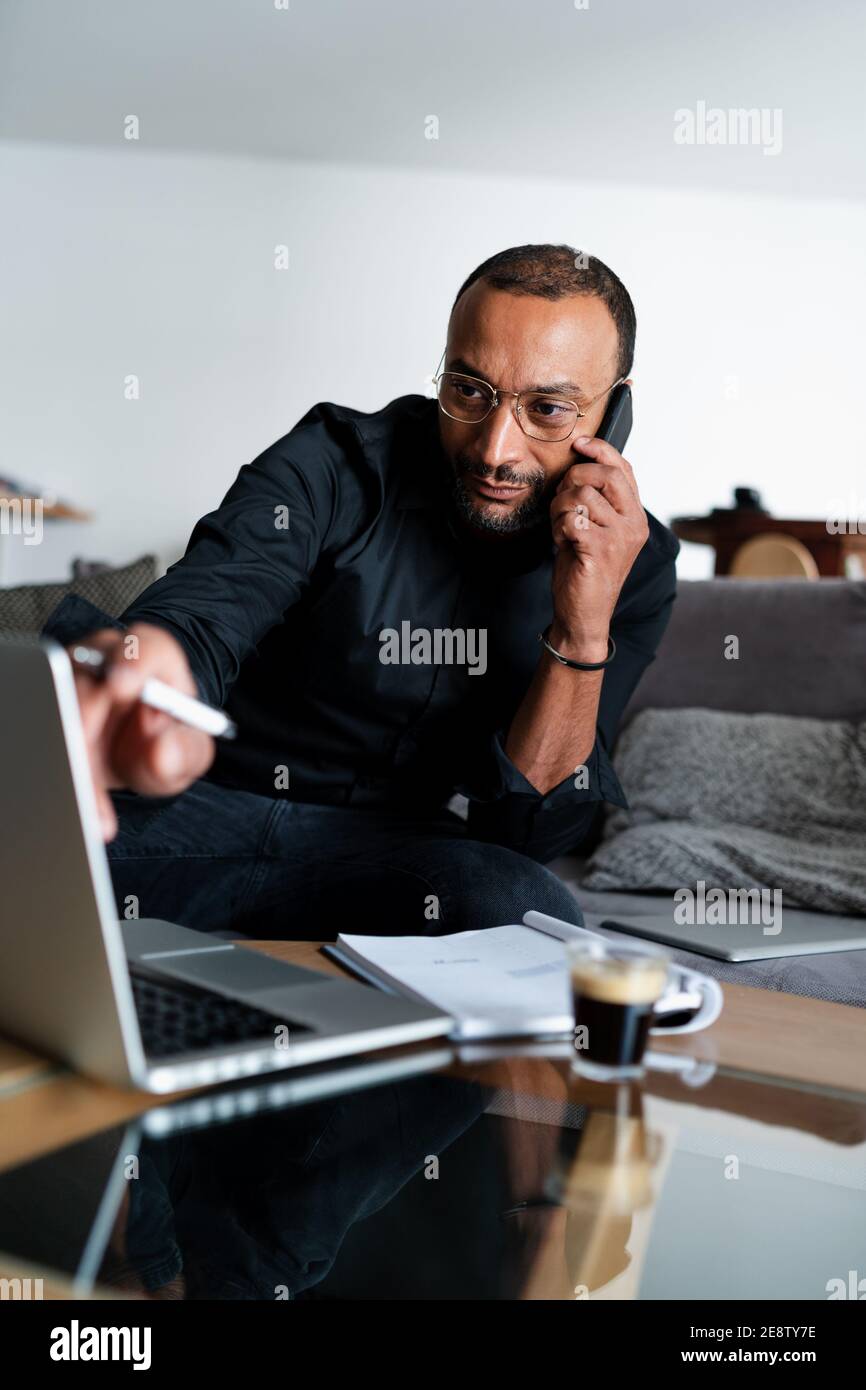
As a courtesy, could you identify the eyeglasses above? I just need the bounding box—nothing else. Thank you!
[433,352,624,444]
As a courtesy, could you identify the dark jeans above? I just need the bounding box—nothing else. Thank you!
[107,780,584,940]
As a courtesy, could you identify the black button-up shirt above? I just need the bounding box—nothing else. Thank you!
[49,394,680,862]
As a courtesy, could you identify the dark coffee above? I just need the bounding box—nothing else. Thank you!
[573,994,656,1067]
[569,951,668,1072]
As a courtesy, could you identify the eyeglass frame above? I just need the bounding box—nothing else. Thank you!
[432,349,626,443]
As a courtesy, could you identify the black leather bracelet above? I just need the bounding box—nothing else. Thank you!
[538,625,616,671]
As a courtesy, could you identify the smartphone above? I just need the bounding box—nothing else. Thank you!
[595,382,632,455]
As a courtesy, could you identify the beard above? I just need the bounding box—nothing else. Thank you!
[450,454,555,535]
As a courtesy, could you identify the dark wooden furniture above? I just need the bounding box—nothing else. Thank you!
[672,512,866,577]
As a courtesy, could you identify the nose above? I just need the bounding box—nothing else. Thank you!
[472,395,527,470]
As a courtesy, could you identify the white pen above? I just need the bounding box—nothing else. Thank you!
[70,645,237,741]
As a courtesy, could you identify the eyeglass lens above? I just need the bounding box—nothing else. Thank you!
[437,373,578,442]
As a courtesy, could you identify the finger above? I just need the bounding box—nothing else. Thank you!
[71,628,125,722]
[100,623,198,701]
[551,484,619,529]
[149,728,213,794]
[94,784,118,843]
[70,628,126,686]
[111,706,214,797]
[552,507,606,549]
[73,666,114,740]
[138,704,173,741]
[101,635,157,699]
[71,631,146,745]
[571,435,640,496]
[555,461,633,514]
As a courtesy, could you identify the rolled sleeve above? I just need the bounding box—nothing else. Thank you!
[457,728,629,863]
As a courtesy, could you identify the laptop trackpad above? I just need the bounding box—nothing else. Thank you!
[148,947,317,996]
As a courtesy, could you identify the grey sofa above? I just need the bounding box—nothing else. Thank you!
[553,579,866,1008]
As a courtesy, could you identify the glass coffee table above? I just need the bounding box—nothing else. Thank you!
[1,1040,864,1301]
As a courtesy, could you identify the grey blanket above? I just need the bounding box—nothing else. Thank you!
[582,708,866,916]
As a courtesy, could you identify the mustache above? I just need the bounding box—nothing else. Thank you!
[454,454,546,488]
[454,452,577,494]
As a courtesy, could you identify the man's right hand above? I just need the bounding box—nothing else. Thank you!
[71,622,216,842]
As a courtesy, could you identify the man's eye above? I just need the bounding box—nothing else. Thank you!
[456,381,482,399]
[528,398,570,418]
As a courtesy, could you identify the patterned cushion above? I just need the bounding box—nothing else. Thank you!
[0,555,157,636]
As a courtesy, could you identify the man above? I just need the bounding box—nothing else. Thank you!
[46,244,679,940]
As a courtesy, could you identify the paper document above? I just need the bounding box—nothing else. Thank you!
[333,925,572,1040]
[330,912,723,1042]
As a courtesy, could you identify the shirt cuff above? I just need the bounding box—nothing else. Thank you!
[39,593,208,703]
[479,729,629,812]
[453,730,628,860]
[40,593,125,645]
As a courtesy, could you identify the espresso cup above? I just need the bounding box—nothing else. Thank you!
[566,940,670,1080]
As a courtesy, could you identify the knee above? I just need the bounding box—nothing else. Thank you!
[433,840,584,933]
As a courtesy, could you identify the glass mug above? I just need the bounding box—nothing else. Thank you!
[566,939,670,1080]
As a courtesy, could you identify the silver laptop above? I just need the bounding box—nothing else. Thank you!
[0,637,452,1092]
[596,906,866,962]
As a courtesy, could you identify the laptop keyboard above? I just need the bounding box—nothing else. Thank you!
[130,969,311,1060]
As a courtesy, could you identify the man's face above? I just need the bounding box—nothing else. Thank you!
[437,282,621,535]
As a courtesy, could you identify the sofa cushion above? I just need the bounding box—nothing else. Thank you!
[0,555,157,636]
[580,706,866,915]
[622,578,866,726]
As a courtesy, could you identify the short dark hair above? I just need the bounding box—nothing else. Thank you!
[451,243,636,382]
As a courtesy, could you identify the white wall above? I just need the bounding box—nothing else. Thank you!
[2,138,865,582]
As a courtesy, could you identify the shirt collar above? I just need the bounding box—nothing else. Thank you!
[394,397,450,511]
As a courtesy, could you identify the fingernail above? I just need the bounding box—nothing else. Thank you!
[575,435,592,444]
